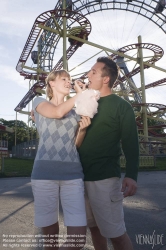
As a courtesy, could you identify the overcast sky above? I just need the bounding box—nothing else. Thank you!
[0,0,166,124]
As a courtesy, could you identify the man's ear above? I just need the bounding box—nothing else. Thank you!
[103,76,110,85]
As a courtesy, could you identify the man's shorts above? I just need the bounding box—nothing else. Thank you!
[85,177,126,238]
[31,179,87,228]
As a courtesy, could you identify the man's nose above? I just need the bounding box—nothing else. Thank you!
[86,72,90,78]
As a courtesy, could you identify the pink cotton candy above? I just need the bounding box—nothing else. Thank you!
[75,89,100,118]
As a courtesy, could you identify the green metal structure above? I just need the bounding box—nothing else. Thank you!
[14,0,166,155]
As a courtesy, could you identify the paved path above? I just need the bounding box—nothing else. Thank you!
[0,171,166,250]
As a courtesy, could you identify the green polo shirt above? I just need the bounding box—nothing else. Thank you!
[78,94,139,181]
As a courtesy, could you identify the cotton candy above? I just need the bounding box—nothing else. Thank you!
[75,89,100,118]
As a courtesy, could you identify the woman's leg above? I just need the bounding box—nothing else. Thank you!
[59,226,86,250]
[42,222,59,250]
[60,179,87,249]
[31,180,60,250]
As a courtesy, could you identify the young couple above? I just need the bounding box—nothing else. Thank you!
[31,56,139,250]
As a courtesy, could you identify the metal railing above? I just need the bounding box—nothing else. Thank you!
[120,155,155,168]
[0,157,4,173]
[0,140,8,148]
[12,139,39,159]
[12,139,166,160]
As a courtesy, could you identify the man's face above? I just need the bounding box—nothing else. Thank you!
[87,62,105,91]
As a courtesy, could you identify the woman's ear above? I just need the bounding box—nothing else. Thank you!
[49,80,55,87]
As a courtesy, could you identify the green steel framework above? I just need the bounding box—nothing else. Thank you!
[15,0,166,153]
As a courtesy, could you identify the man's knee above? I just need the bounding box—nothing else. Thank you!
[111,232,133,250]
[111,232,127,243]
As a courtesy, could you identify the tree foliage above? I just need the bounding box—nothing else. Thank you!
[0,118,37,150]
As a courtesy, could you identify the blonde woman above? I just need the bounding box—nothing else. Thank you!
[31,69,90,250]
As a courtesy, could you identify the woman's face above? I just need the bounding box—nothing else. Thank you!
[51,75,71,95]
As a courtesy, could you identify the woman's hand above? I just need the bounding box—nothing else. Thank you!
[78,116,91,132]
[74,80,86,93]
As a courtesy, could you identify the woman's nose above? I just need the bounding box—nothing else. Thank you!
[67,81,72,87]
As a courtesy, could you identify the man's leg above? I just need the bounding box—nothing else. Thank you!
[89,226,108,250]
[111,232,133,250]
[85,179,128,250]
[42,222,59,250]
[85,189,108,250]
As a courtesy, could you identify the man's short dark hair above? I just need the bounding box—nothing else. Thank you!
[97,57,119,88]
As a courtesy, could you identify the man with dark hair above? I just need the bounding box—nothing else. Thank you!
[78,56,139,250]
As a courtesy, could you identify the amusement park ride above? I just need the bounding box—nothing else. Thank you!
[14,0,166,155]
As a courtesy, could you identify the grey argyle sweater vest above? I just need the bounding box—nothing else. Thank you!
[31,97,83,180]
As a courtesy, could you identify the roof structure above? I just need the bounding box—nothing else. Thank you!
[0,124,14,133]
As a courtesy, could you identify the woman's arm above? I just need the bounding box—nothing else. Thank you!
[35,82,82,119]
[36,95,78,119]
[75,116,91,148]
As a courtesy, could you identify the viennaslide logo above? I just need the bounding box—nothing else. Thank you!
[135,230,164,249]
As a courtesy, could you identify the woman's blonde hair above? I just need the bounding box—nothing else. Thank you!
[46,69,71,100]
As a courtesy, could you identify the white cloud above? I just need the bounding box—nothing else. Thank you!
[0,0,166,124]
[0,45,11,61]
[0,0,56,38]
[0,64,29,89]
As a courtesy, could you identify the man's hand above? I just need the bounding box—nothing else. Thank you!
[121,177,137,198]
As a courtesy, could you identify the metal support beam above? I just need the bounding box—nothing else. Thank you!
[36,88,46,94]
[15,112,17,146]
[37,42,40,82]
[69,50,103,72]
[63,0,67,70]
[22,65,49,74]
[19,111,31,115]
[138,36,148,142]
[38,24,166,74]
[52,14,62,35]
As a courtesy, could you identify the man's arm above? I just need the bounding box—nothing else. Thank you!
[120,104,139,197]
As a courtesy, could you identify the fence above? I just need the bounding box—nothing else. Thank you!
[0,140,9,158]
[12,139,166,164]
[0,156,4,173]
[139,141,166,155]
[12,139,39,159]
[0,140,8,148]
[120,155,155,168]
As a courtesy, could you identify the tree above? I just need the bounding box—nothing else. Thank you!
[0,118,37,150]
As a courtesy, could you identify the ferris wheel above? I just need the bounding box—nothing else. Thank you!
[15,0,166,153]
